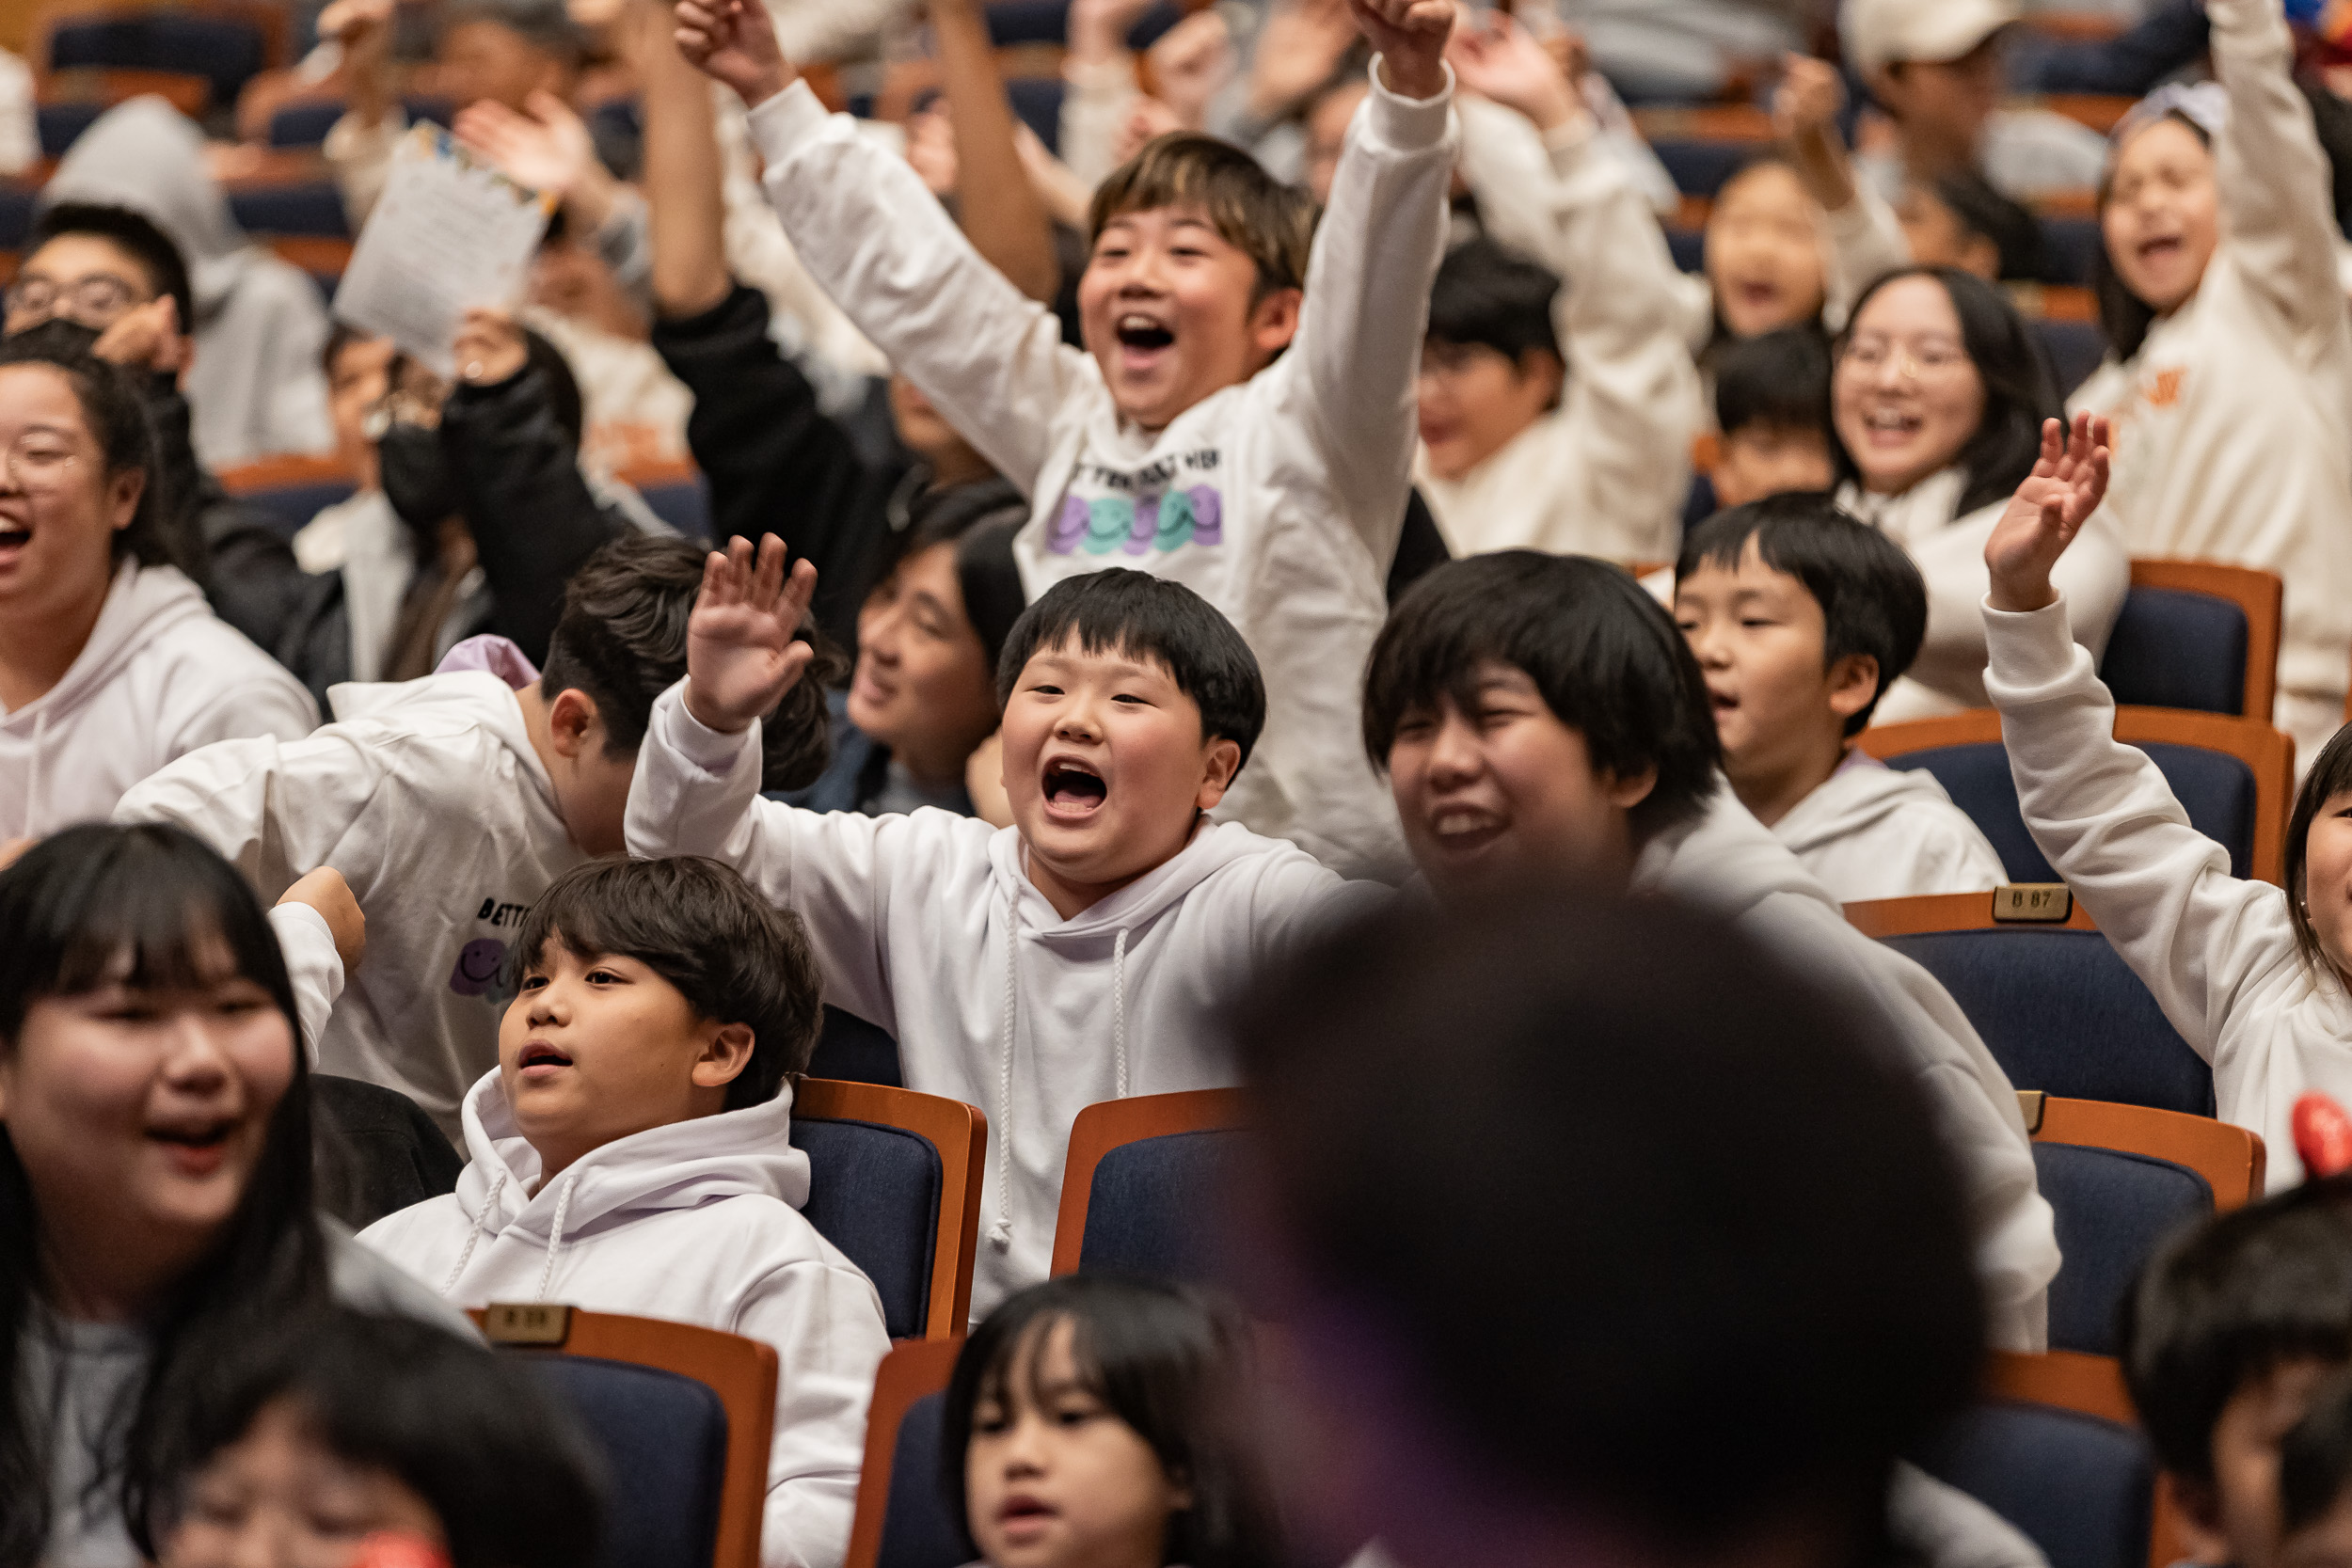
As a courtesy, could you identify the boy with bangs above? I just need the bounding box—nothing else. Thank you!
[1359,551,2059,1351]
[627,537,1388,1316]
[670,0,1460,882]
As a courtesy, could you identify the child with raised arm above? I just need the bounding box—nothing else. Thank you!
[670,0,1458,881]
[1982,412,2352,1188]
[626,536,1389,1315]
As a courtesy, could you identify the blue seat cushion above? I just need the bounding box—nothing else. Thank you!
[636,476,711,541]
[1006,77,1064,156]
[879,1390,969,1568]
[38,103,105,160]
[0,184,36,250]
[1651,137,1755,198]
[2040,215,2104,286]
[790,1115,942,1339]
[1915,1402,2154,1568]
[2100,587,2249,715]
[2033,318,2109,401]
[2033,1143,2212,1355]
[517,1354,726,1568]
[1078,1129,1234,1283]
[1881,928,2213,1115]
[49,15,267,108]
[229,182,350,239]
[2142,742,2260,879]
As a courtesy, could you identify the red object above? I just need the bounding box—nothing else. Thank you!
[2294,1091,2352,1179]
[349,1534,451,1568]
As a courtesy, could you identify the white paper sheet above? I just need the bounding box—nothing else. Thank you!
[331,123,554,378]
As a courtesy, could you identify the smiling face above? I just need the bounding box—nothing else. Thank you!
[1416,341,1564,482]
[0,931,294,1319]
[500,940,751,1180]
[966,1316,1189,1568]
[1384,661,1656,907]
[997,633,1240,920]
[1706,164,1828,339]
[850,542,1000,786]
[0,362,144,627]
[1833,275,1987,496]
[1078,203,1300,433]
[2104,117,2219,315]
[162,1396,448,1568]
[1674,541,1877,824]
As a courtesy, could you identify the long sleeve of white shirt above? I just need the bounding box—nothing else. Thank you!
[2211,0,2346,357]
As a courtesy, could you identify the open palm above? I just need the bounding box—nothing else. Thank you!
[685,533,819,733]
[1985,414,2111,613]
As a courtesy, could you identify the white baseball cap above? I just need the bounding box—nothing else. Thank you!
[1841,0,2021,81]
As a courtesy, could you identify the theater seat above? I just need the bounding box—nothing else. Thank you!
[2098,561,2280,719]
[1050,1089,1245,1282]
[846,1338,967,1568]
[1915,1400,2154,1568]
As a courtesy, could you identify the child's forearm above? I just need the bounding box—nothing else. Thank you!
[644,13,734,318]
[932,0,1061,305]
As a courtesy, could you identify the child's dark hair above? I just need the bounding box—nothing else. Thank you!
[1228,888,1983,1545]
[0,825,330,1568]
[1089,134,1317,301]
[1426,236,1562,366]
[2283,1369,2352,1536]
[1925,169,2047,284]
[0,321,181,574]
[538,535,844,792]
[1713,324,1833,439]
[1677,494,1929,736]
[2121,1175,2352,1483]
[1361,552,1722,844]
[511,856,823,1108]
[28,201,197,338]
[2092,112,2214,359]
[1834,265,2058,515]
[942,1275,1280,1568]
[995,569,1266,771]
[2286,727,2352,983]
[143,1307,604,1567]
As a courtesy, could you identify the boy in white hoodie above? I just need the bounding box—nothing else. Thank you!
[1362,549,2058,1350]
[670,0,1457,881]
[626,536,1389,1316]
[359,853,890,1568]
[1674,494,2007,902]
[113,535,835,1138]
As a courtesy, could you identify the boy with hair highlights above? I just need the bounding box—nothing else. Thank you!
[670,0,1459,881]
[626,536,1388,1315]
[1361,550,2058,1349]
[360,855,889,1568]
[115,535,837,1137]
[1675,495,2005,901]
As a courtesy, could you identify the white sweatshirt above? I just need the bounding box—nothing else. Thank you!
[1772,751,2009,903]
[1983,593,2349,1191]
[625,684,1391,1316]
[1419,98,1706,563]
[1636,786,2058,1350]
[2068,0,2352,771]
[741,65,1458,882]
[3,562,317,838]
[360,1072,889,1568]
[114,672,587,1139]
[1838,468,2129,724]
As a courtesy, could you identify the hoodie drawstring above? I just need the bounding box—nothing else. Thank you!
[441,1168,508,1294]
[1112,927,1130,1101]
[990,890,1019,1250]
[533,1173,579,1302]
[21,707,45,838]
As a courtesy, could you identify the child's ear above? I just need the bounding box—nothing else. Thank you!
[1195,736,1245,812]
[1603,765,1660,813]
[1826,654,1882,724]
[1248,287,1304,364]
[692,1022,756,1089]
[2160,1472,2233,1566]
[1519,348,1566,409]
[547,689,602,760]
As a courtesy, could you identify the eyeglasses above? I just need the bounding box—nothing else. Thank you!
[1837,337,1974,384]
[0,431,82,497]
[5,274,145,326]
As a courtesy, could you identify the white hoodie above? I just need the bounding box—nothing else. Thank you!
[2068,0,2352,774]
[1983,593,2351,1191]
[360,1072,889,1568]
[625,684,1391,1316]
[4,562,316,838]
[1772,751,2008,904]
[113,671,585,1138]
[739,64,1458,882]
[1838,468,2129,725]
[1635,786,2059,1351]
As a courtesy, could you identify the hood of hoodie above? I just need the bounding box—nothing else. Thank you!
[1634,778,1844,921]
[2,562,210,733]
[43,95,249,314]
[453,1068,811,1250]
[328,666,561,806]
[1773,752,1959,858]
[984,816,1276,947]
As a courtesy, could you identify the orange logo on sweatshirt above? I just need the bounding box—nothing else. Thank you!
[2144,368,2186,408]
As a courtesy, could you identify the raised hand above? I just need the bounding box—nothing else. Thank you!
[1245,0,1358,121]
[1986,414,2111,613]
[454,91,618,229]
[1446,13,1578,133]
[1772,54,1845,143]
[685,533,820,734]
[90,296,185,376]
[1148,10,1236,128]
[1351,0,1456,100]
[452,308,529,386]
[672,0,792,108]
